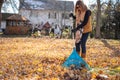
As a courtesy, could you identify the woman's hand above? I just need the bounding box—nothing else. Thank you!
[69,13,76,20]
[75,30,81,43]
[71,28,77,32]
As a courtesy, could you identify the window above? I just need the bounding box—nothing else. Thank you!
[48,12,50,19]
[62,13,69,19]
[55,13,56,19]
[48,12,57,19]
[62,13,65,19]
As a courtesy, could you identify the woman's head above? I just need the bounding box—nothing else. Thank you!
[75,0,87,12]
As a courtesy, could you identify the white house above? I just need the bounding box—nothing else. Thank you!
[0,13,15,32]
[19,0,74,29]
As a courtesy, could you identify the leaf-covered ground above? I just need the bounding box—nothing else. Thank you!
[0,37,120,80]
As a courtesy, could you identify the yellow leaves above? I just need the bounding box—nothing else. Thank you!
[81,68,88,73]
[23,61,29,65]
[98,70,104,74]
[111,59,116,63]
[112,66,120,72]
[55,65,62,72]
[38,64,43,67]
[58,57,64,61]
[91,72,97,79]
[116,67,120,71]
[101,63,108,67]
[87,61,92,66]
[36,64,44,73]
[37,67,43,73]
[0,71,3,75]
[0,38,120,79]
[51,78,58,80]
[32,60,39,65]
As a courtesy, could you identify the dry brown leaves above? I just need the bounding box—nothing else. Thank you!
[0,37,120,80]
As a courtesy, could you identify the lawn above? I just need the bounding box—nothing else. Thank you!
[0,37,120,80]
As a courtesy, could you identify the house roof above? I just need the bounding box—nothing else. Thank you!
[6,14,29,21]
[2,13,15,21]
[43,22,51,29]
[20,0,74,12]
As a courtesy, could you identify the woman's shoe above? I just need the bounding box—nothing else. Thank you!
[81,53,86,58]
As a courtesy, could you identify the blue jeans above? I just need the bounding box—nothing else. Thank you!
[75,32,89,54]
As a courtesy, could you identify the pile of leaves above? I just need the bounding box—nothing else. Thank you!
[0,37,120,80]
[63,64,91,80]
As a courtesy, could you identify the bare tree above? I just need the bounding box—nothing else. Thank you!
[95,0,101,38]
[0,0,4,28]
[19,0,29,10]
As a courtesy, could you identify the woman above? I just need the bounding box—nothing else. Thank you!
[72,0,92,58]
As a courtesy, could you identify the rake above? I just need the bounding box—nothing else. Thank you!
[62,29,91,70]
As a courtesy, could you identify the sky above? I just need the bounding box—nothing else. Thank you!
[68,0,113,6]
[66,0,95,7]
[1,0,19,13]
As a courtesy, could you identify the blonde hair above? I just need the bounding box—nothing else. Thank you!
[75,0,87,13]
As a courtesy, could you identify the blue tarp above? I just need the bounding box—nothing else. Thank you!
[62,48,91,70]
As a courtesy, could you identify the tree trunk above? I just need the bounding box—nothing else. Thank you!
[95,0,101,38]
[19,0,31,11]
[19,0,24,10]
[0,0,4,28]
